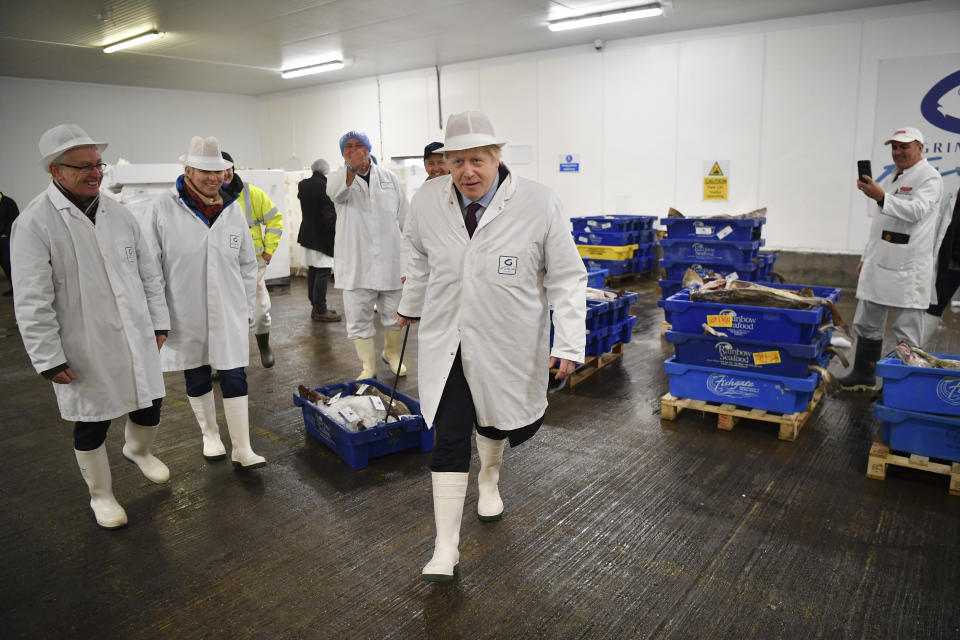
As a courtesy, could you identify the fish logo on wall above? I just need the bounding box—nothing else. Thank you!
[921,69,960,135]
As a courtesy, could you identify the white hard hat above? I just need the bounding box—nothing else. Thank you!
[443,111,506,152]
[179,136,232,171]
[884,126,925,145]
[39,124,108,172]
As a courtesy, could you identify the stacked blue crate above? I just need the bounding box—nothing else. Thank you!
[573,215,658,282]
[661,283,843,414]
[657,215,769,324]
[550,290,640,357]
[873,353,960,462]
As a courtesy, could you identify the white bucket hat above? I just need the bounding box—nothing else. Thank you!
[39,124,108,172]
[443,111,506,152]
[179,136,232,171]
[885,126,924,145]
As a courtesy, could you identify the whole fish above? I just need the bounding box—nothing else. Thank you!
[667,207,766,220]
[684,269,848,335]
[895,342,960,370]
[809,364,840,395]
[352,383,412,418]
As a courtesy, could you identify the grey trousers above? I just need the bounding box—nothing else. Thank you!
[852,299,923,346]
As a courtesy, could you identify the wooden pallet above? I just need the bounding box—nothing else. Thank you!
[660,321,671,337]
[659,382,824,441]
[604,270,652,287]
[867,438,960,495]
[549,342,624,389]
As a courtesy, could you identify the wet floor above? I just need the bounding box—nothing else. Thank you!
[1,276,958,639]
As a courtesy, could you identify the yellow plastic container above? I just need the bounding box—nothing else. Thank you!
[576,243,638,260]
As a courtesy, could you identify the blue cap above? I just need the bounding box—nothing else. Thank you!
[423,141,444,160]
[339,130,371,153]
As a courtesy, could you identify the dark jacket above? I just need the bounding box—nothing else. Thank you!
[297,172,336,256]
[0,192,19,237]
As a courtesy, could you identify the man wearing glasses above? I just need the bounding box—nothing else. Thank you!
[11,124,170,529]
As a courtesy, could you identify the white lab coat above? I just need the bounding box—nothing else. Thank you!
[327,164,408,291]
[11,184,168,422]
[134,186,257,372]
[399,169,586,430]
[857,158,943,309]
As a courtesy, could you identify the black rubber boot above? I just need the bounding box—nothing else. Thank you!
[255,333,275,369]
[838,336,883,391]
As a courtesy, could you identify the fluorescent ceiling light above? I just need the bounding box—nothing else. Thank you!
[103,30,163,53]
[547,4,663,32]
[281,60,344,79]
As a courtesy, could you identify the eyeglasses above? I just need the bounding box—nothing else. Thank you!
[58,162,107,173]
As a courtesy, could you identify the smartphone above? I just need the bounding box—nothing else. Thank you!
[857,160,872,183]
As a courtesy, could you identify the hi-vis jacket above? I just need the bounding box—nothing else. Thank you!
[858,158,943,309]
[398,167,586,430]
[327,164,408,291]
[236,183,283,257]
[12,184,168,421]
[134,183,257,372]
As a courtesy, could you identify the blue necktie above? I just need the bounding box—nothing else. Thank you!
[465,202,480,238]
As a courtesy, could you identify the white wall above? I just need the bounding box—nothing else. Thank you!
[0,77,261,205]
[257,0,960,254]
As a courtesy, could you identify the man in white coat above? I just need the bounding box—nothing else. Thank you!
[327,130,409,379]
[136,136,265,469]
[841,126,944,390]
[12,124,170,529]
[398,111,586,582]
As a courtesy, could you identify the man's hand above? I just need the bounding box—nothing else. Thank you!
[397,315,419,328]
[550,357,576,380]
[156,334,167,350]
[262,251,272,265]
[52,368,77,384]
[856,176,885,205]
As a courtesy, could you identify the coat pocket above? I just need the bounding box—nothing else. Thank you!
[484,242,540,289]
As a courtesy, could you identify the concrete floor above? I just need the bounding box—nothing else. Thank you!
[1,275,958,639]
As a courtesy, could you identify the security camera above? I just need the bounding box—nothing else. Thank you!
[594,39,604,51]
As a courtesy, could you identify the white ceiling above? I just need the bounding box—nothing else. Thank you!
[0,0,924,96]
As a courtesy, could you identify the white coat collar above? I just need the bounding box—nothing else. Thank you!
[445,163,516,235]
[46,181,98,216]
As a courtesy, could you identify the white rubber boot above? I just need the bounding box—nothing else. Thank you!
[381,329,408,377]
[222,395,266,469]
[421,472,468,582]
[121,418,170,484]
[75,444,128,529]
[353,337,378,379]
[476,434,506,521]
[922,313,941,349]
[189,391,227,460]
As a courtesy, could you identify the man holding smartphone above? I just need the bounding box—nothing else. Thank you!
[840,126,943,391]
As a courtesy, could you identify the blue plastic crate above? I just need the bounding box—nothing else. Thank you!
[611,315,638,343]
[585,324,612,356]
[660,216,765,241]
[664,356,821,414]
[875,402,960,462]
[293,379,432,470]
[877,353,960,416]
[586,299,612,330]
[660,256,760,281]
[635,253,657,273]
[573,229,640,246]
[583,257,636,275]
[658,279,687,300]
[664,329,827,378]
[572,215,658,233]
[586,268,608,288]
[663,283,841,344]
[660,237,764,263]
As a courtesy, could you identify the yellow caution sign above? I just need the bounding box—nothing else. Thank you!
[703,160,729,201]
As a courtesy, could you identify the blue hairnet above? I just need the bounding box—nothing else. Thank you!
[339,130,371,153]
